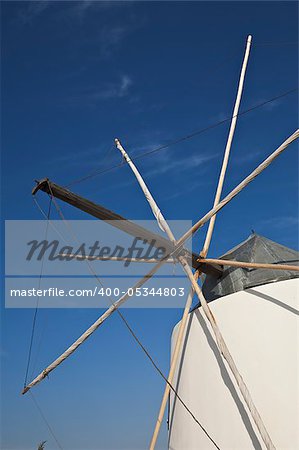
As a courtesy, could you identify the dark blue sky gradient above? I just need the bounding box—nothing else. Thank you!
[1,2,298,449]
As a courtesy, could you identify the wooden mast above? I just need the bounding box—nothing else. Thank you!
[150,34,252,448]
[23,128,298,403]
[32,179,223,277]
[201,35,252,258]
[23,130,299,401]
[22,259,166,395]
[22,31,299,449]
[176,129,299,249]
[114,138,276,450]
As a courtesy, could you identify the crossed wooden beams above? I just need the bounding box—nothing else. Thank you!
[24,128,299,449]
[31,179,223,278]
[23,32,299,450]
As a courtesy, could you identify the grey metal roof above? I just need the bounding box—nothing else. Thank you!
[201,233,299,303]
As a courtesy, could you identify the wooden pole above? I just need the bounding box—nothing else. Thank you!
[59,253,175,263]
[181,260,276,450]
[115,138,175,242]
[22,259,166,395]
[24,130,297,449]
[115,140,275,450]
[199,258,299,272]
[177,129,299,249]
[201,35,252,258]
[33,178,175,255]
[115,139,201,448]
[152,34,252,446]
[33,179,224,277]
[149,277,197,449]
[115,140,200,449]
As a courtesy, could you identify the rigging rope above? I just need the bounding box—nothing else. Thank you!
[29,197,70,380]
[116,307,220,450]
[66,88,297,187]
[33,196,68,243]
[44,184,220,449]
[24,197,52,388]
[23,41,297,450]
[29,391,64,450]
[255,41,298,46]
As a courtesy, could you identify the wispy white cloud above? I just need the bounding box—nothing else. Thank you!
[100,25,128,57]
[73,0,95,15]
[97,150,216,196]
[47,142,119,172]
[253,96,282,112]
[15,0,133,61]
[17,0,50,24]
[119,75,132,96]
[259,216,299,229]
[67,75,133,105]
[13,1,138,67]
[165,179,212,201]
[233,150,262,165]
[50,148,104,167]
[93,75,133,100]
[120,133,220,179]
[70,2,133,58]
[142,151,219,178]
[74,1,132,16]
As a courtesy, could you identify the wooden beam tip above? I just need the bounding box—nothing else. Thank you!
[32,178,49,196]
[21,386,30,395]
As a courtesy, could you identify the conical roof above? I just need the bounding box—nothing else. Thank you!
[202,233,299,302]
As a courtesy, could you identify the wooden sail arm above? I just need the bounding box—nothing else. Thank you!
[60,254,176,263]
[200,35,252,258]
[32,178,223,278]
[176,129,299,248]
[114,137,275,450]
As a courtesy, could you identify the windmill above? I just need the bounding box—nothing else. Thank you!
[22,36,299,450]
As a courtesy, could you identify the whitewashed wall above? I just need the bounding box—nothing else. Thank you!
[169,279,299,450]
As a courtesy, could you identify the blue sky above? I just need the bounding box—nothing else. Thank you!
[1,1,298,450]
